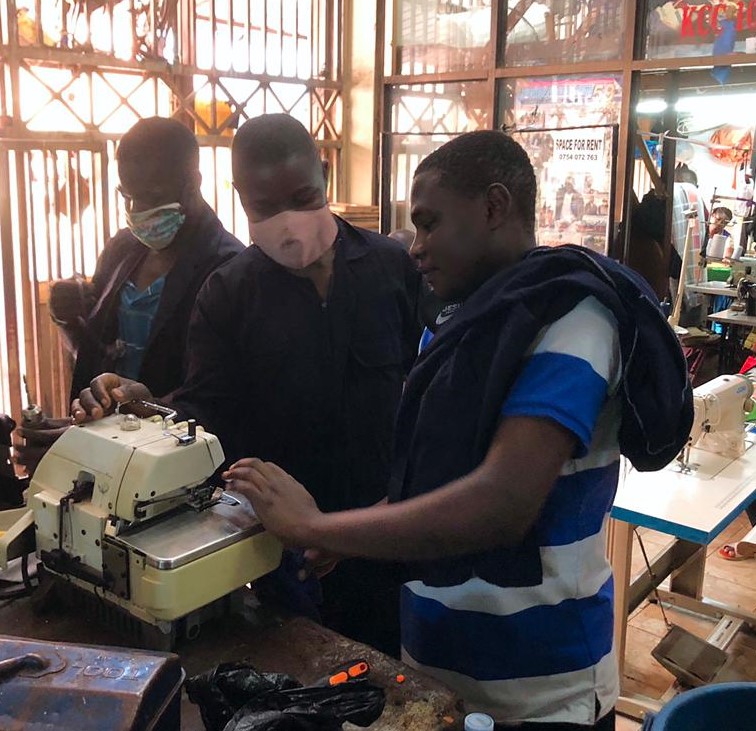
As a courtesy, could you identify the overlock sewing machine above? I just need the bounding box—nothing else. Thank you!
[0,403,282,647]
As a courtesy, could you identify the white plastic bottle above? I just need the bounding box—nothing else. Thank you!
[464,712,495,731]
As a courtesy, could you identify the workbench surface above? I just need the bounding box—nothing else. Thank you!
[0,590,463,730]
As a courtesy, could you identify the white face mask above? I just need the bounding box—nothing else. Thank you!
[249,206,337,269]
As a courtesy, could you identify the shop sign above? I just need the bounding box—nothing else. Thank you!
[514,125,616,257]
[680,2,756,39]
[552,129,607,178]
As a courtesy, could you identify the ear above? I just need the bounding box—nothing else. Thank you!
[184,168,202,194]
[181,169,203,208]
[485,183,512,229]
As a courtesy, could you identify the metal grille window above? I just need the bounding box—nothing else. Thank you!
[0,0,343,419]
[393,0,492,75]
[17,66,174,134]
[5,1,178,61]
[382,80,489,232]
[193,0,336,78]
[0,143,110,416]
[503,0,627,67]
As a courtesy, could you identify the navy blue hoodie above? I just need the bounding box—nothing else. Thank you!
[388,245,693,588]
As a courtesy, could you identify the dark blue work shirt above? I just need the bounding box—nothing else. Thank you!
[169,217,422,513]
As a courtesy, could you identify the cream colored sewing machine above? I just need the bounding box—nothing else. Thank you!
[1,407,281,645]
[676,374,755,474]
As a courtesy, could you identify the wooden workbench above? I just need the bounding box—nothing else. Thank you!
[0,588,463,730]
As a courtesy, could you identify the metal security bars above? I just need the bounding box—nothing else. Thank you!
[0,0,343,418]
[0,142,109,420]
[192,0,340,79]
[381,79,490,231]
[394,0,492,75]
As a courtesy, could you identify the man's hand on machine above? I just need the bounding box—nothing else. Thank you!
[71,373,153,422]
[223,458,324,548]
[223,461,341,579]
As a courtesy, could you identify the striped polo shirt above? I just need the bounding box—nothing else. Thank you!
[402,295,621,725]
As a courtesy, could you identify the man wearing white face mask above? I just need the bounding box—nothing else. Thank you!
[72,113,423,656]
[47,117,243,403]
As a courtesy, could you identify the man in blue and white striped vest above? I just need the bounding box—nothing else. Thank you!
[228,131,692,730]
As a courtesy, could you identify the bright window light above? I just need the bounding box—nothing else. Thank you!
[638,92,756,116]
[675,92,756,113]
[637,98,667,114]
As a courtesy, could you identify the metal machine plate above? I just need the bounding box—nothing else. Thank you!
[114,494,264,570]
[0,634,184,731]
[102,537,130,600]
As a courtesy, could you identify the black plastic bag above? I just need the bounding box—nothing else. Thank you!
[186,663,300,731]
[225,710,321,731]
[186,660,385,731]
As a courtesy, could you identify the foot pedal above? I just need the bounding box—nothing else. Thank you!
[651,624,729,687]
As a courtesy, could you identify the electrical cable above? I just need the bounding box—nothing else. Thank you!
[0,553,36,601]
[634,527,672,629]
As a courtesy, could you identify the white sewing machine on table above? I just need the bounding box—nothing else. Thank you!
[610,373,756,719]
[678,373,755,469]
[0,404,282,647]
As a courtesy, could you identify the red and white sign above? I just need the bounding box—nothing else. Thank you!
[678,1,756,38]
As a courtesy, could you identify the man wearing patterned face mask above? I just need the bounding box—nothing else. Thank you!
[17,118,243,474]
[47,117,243,401]
[72,113,423,657]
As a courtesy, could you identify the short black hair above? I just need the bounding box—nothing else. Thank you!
[232,113,320,172]
[674,164,698,186]
[415,130,537,233]
[712,206,733,222]
[388,229,415,251]
[117,117,199,174]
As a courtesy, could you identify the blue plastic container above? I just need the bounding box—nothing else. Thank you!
[641,682,756,730]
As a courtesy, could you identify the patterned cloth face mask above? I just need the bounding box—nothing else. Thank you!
[125,203,186,251]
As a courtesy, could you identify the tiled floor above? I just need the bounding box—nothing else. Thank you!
[616,715,642,730]
[616,512,756,729]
